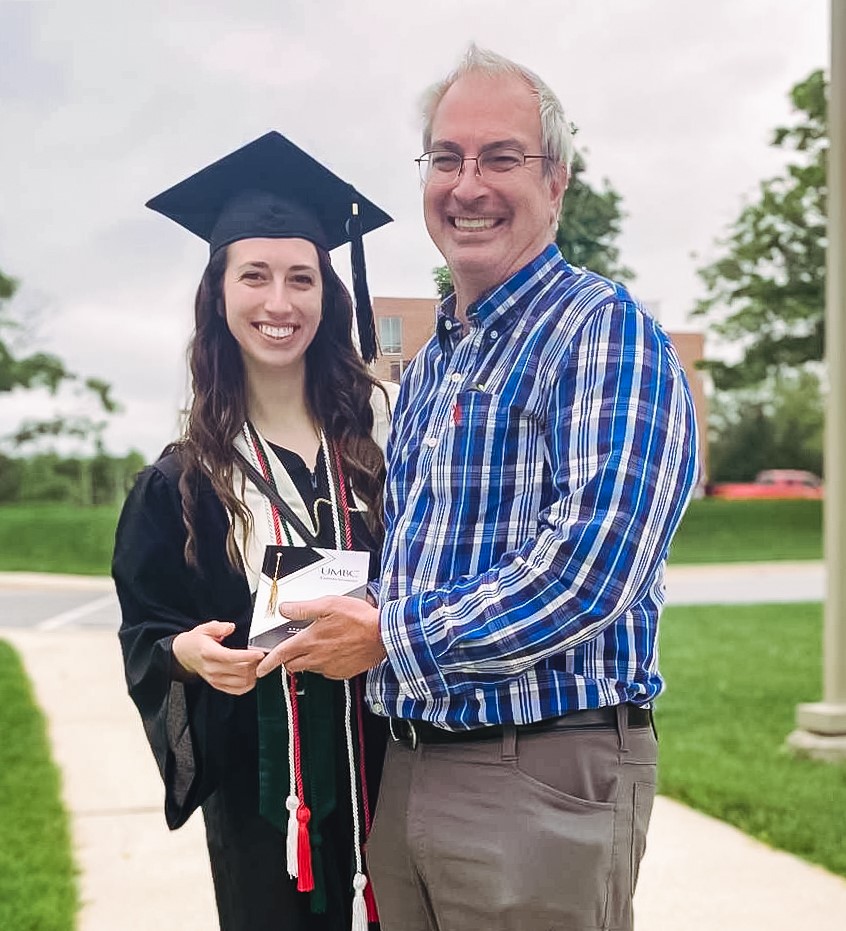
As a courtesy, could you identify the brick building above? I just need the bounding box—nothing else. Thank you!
[372,296,708,479]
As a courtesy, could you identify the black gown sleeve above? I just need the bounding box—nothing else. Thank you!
[112,456,252,829]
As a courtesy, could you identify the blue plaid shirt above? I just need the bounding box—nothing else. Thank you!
[366,244,699,728]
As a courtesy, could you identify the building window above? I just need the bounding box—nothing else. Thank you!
[378,316,402,354]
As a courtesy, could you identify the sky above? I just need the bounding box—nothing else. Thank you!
[0,0,831,462]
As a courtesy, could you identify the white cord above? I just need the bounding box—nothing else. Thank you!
[344,679,368,931]
[280,667,299,878]
[320,430,343,548]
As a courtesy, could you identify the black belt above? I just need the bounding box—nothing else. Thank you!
[389,704,652,750]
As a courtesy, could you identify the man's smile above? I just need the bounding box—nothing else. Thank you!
[450,216,502,231]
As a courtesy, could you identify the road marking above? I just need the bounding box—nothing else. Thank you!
[37,594,118,631]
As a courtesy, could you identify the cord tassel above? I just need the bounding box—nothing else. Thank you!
[267,552,282,616]
[296,803,315,891]
[364,875,379,923]
[347,201,378,363]
[351,872,368,931]
[285,795,299,878]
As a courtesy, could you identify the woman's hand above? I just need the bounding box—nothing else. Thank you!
[172,621,263,695]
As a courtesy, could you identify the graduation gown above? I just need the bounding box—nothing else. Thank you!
[113,439,387,931]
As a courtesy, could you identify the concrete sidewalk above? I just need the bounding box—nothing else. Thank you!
[663,560,825,605]
[4,626,216,931]
[4,622,846,929]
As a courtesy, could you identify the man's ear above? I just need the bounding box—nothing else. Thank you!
[549,164,569,227]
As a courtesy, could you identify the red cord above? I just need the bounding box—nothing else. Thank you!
[247,429,283,545]
[333,443,353,549]
[354,678,372,834]
[355,677,379,922]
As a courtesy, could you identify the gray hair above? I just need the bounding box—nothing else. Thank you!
[420,44,575,178]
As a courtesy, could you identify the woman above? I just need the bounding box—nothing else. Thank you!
[113,132,394,931]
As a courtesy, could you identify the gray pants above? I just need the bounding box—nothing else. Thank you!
[367,707,656,931]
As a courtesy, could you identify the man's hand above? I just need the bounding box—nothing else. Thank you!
[172,620,263,695]
[256,596,386,680]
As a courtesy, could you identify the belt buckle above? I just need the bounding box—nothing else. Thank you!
[389,718,418,750]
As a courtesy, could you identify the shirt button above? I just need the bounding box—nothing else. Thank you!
[444,319,453,330]
[423,436,438,447]
[450,373,462,383]
[372,701,384,714]
[489,330,499,341]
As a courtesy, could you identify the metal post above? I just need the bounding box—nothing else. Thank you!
[788,0,846,761]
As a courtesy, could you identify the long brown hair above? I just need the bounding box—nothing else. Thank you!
[173,243,387,568]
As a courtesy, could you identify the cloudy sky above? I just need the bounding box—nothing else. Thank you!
[0,0,830,461]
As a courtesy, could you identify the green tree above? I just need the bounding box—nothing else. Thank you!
[432,149,633,296]
[0,453,24,502]
[708,369,825,481]
[692,70,827,390]
[1,262,130,505]
[1,264,121,454]
[0,449,147,506]
[17,453,77,503]
[555,151,633,280]
[434,265,454,300]
[0,270,74,394]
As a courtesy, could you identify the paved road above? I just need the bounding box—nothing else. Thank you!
[0,561,828,635]
[0,573,117,630]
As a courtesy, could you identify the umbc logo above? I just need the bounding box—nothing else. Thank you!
[319,566,361,580]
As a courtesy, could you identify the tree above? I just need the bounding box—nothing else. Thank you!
[708,368,825,481]
[434,265,454,300]
[1,264,121,453]
[1,262,131,505]
[554,151,633,281]
[432,148,633,296]
[691,70,827,390]
[0,270,74,395]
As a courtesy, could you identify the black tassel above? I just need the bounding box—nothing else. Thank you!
[347,202,378,363]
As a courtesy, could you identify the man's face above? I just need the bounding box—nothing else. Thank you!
[423,71,566,304]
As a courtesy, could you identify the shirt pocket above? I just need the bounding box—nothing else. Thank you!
[435,390,545,526]
[450,388,542,462]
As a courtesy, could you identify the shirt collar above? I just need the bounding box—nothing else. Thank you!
[436,244,572,353]
[469,244,569,324]
[436,292,464,353]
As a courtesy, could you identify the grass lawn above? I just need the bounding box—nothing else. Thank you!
[669,498,822,564]
[0,641,77,931]
[656,601,846,878]
[0,498,824,577]
[0,503,121,575]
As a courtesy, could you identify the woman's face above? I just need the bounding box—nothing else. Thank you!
[223,237,323,378]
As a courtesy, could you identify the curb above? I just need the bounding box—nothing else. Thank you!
[0,572,114,592]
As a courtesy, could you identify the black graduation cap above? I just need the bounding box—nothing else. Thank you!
[145,131,392,362]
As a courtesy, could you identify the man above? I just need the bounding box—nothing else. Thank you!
[258,45,699,931]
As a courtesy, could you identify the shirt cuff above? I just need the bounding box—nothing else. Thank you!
[379,594,450,702]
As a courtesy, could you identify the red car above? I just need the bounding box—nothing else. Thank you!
[710,469,823,500]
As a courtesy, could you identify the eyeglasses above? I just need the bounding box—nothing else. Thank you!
[415,147,550,185]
